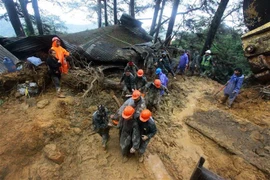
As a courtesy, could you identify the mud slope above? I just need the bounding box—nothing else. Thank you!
[0,76,268,180]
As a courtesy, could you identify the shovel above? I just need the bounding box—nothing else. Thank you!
[214,82,228,96]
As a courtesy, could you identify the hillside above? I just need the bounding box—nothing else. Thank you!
[0,74,269,179]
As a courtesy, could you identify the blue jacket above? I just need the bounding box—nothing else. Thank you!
[159,72,168,87]
[178,53,189,68]
[224,74,244,96]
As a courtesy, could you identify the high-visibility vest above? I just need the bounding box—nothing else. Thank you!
[201,55,212,67]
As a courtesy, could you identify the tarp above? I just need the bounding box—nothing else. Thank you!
[0,45,20,74]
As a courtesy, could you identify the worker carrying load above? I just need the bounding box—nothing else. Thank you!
[145,79,169,111]
[134,69,148,94]
[120,69,135,97]
[118,106,140,163]
[137,109,157,162]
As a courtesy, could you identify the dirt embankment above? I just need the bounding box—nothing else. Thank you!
[0,76,269,180]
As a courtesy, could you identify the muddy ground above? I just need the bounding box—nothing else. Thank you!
[0,75,269,180]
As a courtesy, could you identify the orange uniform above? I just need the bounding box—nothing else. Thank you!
[51,40,70,74]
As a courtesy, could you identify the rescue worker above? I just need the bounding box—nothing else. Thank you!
[92,105,110,149]
[176,50,189,75]
[51,37,70,74]
[155,68,168,95]
[137,109,157,162]
[221,68,244,108]
[119,106,140,162]
[160,52,176,79]
[145,79,169,111]
[200,50,214,77]
[120,69,135,96]
[134,69,148,94]
[124,60,139,76]
[115,90,146,121]
[46,49,65,98]
[190,51,200,76]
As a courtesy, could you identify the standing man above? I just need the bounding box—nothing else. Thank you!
[134,69,148,94]
[160,52,176,79]
[51,37,70,74]
[137,109,157,162]
[120,69,135,96]
[46,49,65,98]
[92,105,110,149]
[119,106,140,162]
[155,68,168,95]
[221,68,244,108]
[200,50,214,77]
[176,50,189,75]
[190,51,200,76]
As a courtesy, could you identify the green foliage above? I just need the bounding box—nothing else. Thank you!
[172,24,251,83]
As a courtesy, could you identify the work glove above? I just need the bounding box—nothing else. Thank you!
[130,147,136,153]
[142,135,148,141]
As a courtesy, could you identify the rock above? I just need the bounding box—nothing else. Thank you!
[250,131,264,141]
[73,128,82,135]
[43,144,64,164]
[15,92,22,98]
[37,99,50,109]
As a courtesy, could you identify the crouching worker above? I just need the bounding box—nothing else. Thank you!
[92,105,110,149]
[120,69,135,97]
[221,68,244,108]
[137,109,157,162]
[119,106,140,163]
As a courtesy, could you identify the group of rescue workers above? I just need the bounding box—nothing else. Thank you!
[46,37,244,163]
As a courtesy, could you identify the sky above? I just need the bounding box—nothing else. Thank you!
[0,0,244,35]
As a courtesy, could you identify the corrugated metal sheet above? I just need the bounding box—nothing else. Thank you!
[0,45,20,74]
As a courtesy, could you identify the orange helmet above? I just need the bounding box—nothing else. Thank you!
[52,37,60,42]
[154,79,161,88]
[132,90,141,100]
[140,109,152,122]
[137,69,144,77]
[122,106,135,119]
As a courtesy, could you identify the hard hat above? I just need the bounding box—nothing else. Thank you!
[122,106,135,119]
[154,79,161,88]
[205,50,211,54]
[128,61,134,66]
[155,68,162,75]
[52,37,60,42]
[140,109,152,122]
[132,90,141,100]
[137,69,144,77]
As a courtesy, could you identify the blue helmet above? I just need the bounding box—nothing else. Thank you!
[156,68,162,75]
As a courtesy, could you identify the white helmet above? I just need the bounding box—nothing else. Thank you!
[205,50,211,54]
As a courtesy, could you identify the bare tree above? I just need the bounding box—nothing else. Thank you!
[113,0,117,24]
[32,0,43,35]
[2,0,25,37]
[150,0,162,36]
[165,0,180,46]
[98,0,102,28]
[104,0,108,26]
[19,0,35,35]
[154,0,166,43]
[129,0,135,18]
[201,0,230,56]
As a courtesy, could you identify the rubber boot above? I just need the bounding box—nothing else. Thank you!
[57,88,65,98]
[138,154,144,163]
